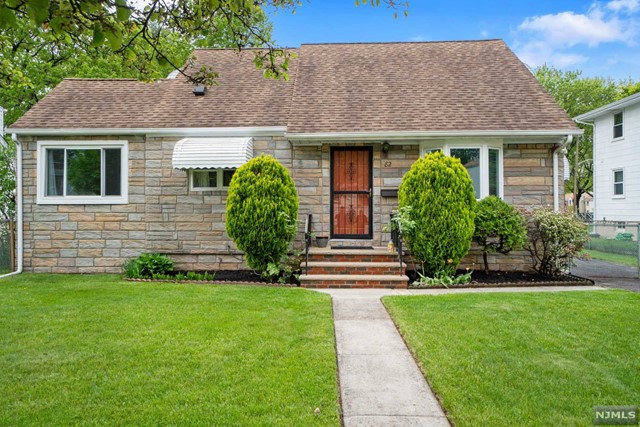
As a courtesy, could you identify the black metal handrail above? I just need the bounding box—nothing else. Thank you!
[390,213,404,276]
[304,213,312,275]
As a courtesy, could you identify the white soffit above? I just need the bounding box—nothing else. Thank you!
[172,137,253,169]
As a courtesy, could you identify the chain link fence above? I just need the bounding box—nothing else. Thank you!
[584,221,640,279]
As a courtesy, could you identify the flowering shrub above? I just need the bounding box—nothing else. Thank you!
[525,208,588,277]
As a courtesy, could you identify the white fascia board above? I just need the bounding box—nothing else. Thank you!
[574,92,640,122]
[286,129,583,142]
[7,126,287,137]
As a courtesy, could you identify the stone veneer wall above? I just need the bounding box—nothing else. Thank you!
[21,137,562,273]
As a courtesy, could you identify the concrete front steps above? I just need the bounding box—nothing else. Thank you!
[300,247,409,289]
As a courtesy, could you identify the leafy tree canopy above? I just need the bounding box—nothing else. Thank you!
[534,65,639,208]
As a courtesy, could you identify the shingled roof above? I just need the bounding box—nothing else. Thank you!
[10,40,578,133]
[11,49,298,129]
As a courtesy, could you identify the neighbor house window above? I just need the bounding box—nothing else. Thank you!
[613,169,624,196]
[613,112,623,139]
[190,169,236,191]
[37,141,128,204]
[422,141,503,199]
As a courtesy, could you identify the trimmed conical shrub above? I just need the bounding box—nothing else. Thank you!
[398,151,476,275]
[226,154,299,272]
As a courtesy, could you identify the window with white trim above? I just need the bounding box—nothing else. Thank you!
[613,169,624,196]
[190,168,236,191]
[613,112,623,139]
[37,141,128,204]
[421,141,503,199]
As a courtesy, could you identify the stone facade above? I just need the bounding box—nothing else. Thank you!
[20,136,563,273]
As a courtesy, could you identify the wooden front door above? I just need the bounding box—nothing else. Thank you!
[331,147,373,239]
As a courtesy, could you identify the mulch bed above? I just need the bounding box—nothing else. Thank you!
[407,270,594,289]
[126,269,594,288]
[125,270,298,287]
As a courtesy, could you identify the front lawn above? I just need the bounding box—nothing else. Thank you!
[583,249,638,267]
[0,275,340,426]
[384,291,640,427]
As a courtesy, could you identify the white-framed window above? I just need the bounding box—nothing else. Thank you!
[613,169,624,197]
[613,112,624,139]
[190,168,236,191]
[420,141,503,199]
[37,140,128,205]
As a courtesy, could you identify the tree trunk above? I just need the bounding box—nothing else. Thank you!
[483,251,489,275]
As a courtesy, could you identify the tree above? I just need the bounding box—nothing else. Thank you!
[534,65,639,211]
[398,151,476,276]
[0,0,408,86]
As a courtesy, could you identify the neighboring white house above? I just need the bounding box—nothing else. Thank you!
[575,92,640,221]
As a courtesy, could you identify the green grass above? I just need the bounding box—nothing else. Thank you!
[0,275,340,426]
[583,249,638,267]
[586,237,638,256]
[384,291,640,427]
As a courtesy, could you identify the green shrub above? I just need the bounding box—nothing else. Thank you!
[615,232,634,241]
[525,209,589,277]
[473,196,527,273]
[122,253,174,279]
[398,151,476,275]
[226,154,299,272]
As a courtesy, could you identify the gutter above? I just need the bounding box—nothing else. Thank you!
[286,129,583,142]
[0,133,22,278]
[552,135,573,211]
[6,126,287,138]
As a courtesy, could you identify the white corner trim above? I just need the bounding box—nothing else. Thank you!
[286,129,583,141]
[8,126,288,137]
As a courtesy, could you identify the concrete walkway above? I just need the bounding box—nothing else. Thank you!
[318,285,605,427]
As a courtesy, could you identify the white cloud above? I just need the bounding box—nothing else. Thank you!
[480,30,490,38]
[409,35,426,42]
[514,2,638,68]
[518,6,634,48]
[607,0,639,12]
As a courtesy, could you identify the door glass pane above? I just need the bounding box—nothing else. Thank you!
[66,149,101,196]
[333,194,369,236]
[222,169,236,187]
[489,148,499,196]
[193,170,217,188]
[46,149,65,196]
[104,148,121,196]
[451,148,481,199]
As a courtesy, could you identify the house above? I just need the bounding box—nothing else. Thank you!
[575,92,640,222]
[7,40,581,281]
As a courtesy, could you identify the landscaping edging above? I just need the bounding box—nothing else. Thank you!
[409,274,594,289]
[125,278,297,287]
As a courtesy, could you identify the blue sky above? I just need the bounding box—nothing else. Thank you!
[268,0,639,80]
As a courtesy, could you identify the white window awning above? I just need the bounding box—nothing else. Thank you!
[172,137,253,170]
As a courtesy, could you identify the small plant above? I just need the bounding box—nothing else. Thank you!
[411,269,473,288]
[615,232,633,241]
[384,206,417,236]
[261,254,300,284]
[122,253,173,279]
[473,196,527,274]
[525,208,589,277]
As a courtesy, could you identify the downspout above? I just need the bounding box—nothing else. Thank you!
[0,133,23,278]
[553,135,573,211]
